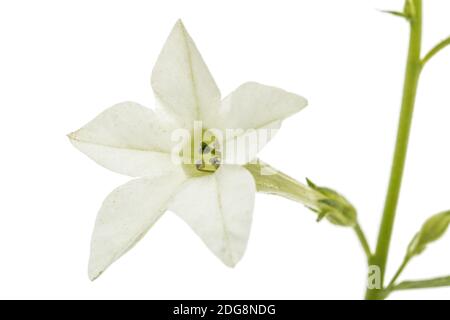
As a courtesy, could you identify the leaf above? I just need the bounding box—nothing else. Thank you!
[306,177,317,189]
[407,211,450,258]
[316,210,328,222]
[380,10,410,20]
[394,276,450,291]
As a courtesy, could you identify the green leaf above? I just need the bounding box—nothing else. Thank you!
[380,10,410,20]
[407,211,450,258]
[306,177,317,189]
[316,209,328,222]
[393,276,450,291]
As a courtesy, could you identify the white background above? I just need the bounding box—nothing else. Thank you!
[0,0,449,300]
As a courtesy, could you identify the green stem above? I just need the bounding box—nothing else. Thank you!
[391,275,450,291]
[422,36,450,66]
[386,256,411,289]
[365,0,423,300]
[354,223,372,260]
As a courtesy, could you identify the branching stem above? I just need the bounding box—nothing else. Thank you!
[365,0,423,300]
[422,36,450,66]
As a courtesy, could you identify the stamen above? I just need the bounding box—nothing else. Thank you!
[196,134,221,173]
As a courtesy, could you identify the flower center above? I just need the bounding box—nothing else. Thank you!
[195,134,221,173]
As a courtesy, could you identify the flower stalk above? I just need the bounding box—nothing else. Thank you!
[365,0,423,300]
[422,36,450,66]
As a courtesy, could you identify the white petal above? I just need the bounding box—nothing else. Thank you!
[221,120,281,165]
[217,82,308,164]
[68,101,179,177]
[169,165,256,267]
[219,82,308,129]
[89,170,186,280]
[151,20,221,128]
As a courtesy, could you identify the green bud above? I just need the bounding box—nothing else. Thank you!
[404,0,415,18]
[306,178,357,227]
[407,211,450,258]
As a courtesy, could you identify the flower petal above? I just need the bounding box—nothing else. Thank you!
[68,101,179,177]
[221,120,281,165]
[220,82,308,129]
[217,82,308,164]
[169,165,256,267]
[88,170,186,280]
[151,20,221,128]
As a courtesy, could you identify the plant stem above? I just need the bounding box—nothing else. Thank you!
[354,223,372,260]
[391,275,450,291]
[365,0,423,300]
[422,36,450,66]
[386,256,411,290]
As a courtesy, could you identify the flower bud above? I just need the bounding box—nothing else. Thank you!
[407,211,450,258]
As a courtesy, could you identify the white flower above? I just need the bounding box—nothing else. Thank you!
[69,20,307,280]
